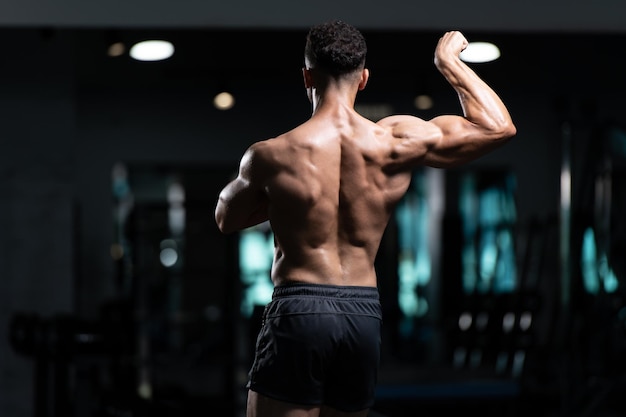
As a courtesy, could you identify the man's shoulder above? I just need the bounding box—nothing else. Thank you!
[376,114,426,128]
[253,125,310,150]
[245,135,290,169]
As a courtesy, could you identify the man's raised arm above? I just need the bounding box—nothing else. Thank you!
[377,31,516,170]
[426,31,516,166]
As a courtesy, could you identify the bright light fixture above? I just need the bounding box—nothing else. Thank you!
[129,40,175,62]
[214,92,235,110]
[460,42,501,63]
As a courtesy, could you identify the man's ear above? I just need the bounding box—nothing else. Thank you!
[302,67,314,89]
[358,68,370,91]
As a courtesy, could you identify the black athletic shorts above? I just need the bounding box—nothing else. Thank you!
[246,282,382,412]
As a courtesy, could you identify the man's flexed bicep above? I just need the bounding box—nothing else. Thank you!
[215,144,270,234]
[420,114,510,167]
[378,114,507,170]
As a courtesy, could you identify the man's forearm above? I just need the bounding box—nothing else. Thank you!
[438,57,513,134]
[434,31,515,138]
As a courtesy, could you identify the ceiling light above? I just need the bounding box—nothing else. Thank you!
[129,40,175,62]
[414,94,433,110]
[107,42,126,57]
[460,42,501,63]
[214,92,235,110]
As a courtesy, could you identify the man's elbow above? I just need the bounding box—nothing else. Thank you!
[216,219,237,235]
[492,120,516,142]
[215,218,230,234]
[503,121,517,139]
[214,207,234,234]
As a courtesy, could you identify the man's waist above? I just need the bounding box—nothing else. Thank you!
[272,281,379,300]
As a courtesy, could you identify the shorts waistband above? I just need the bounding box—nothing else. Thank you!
[272,282,379,300]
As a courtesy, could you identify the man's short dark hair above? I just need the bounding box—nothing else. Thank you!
[304,20,367,76]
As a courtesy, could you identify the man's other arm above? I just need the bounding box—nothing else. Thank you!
[215,144,270,234]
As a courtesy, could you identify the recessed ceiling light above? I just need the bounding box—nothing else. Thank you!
[129,40,175,62]
[414,94,433,110]
[107,42,126,57]
[460,42,501,63]
[214,92,235,110]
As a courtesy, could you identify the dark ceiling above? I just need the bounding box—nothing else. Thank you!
[69,28,626,96]
[1,0,625,33]
[3,25,624,120]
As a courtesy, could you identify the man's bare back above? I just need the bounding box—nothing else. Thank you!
[255,104,417,288]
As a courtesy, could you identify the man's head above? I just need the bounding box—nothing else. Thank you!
[304,20,367,77]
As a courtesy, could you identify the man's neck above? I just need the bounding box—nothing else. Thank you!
[311,86,358,116]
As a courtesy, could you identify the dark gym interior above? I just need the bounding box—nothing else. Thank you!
[2,2,626,416]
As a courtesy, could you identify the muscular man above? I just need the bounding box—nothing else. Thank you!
[215,20,516,417]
